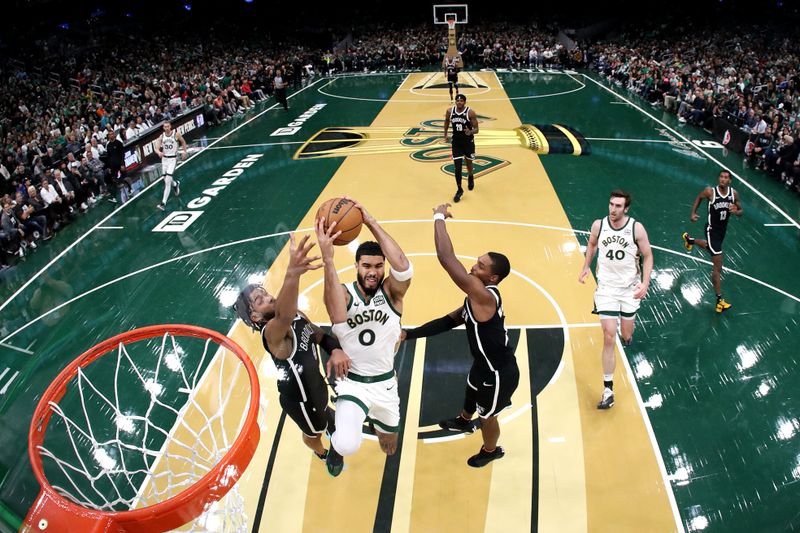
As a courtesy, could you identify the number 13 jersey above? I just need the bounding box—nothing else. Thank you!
[596,216,640,288]
[331,282,402,376]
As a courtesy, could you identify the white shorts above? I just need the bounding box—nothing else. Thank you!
[161,156,177,176]
[593,283,640,320]
[334,373,400,433]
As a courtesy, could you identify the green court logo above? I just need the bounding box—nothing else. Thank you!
[403,118,509,178]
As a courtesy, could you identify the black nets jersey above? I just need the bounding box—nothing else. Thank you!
[462,286,516,373]
[262,314,327,402]
[450,105,472,141]
[707,186,735,233]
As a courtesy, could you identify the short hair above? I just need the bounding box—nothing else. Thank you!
[610,189,631,208]
[355,241,384,261]
[487,252,511,283]
[233,284,262,331]
[455,94,467,102]
[719,170,731,178]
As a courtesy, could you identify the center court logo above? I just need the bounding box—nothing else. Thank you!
[403,117,509,178]
[153,153,263,232]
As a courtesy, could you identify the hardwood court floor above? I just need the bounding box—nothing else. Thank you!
[0,70,798,533]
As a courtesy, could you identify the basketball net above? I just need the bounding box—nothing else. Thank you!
[24,326,260,533]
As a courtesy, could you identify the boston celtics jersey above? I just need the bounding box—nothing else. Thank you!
[333,281,402,376]
[596,216,640,288]
[160,131,178,157]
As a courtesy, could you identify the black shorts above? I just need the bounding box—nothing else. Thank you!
[705,226,727,256]
[279,383,330,437]
[447,73,458,83]
[468,360,520,419]
[451,137,476,160]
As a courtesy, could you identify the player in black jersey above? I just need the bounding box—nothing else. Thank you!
[403,204,519,468]
[443,55,460,101]
[682,170,742,313]
[444,94,479,203]
[234,233,351,466]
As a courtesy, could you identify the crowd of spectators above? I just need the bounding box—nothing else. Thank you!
[591,20,800,194]
[2,14,798,268]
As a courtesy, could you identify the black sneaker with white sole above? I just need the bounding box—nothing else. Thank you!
[173,180,181,196]
[439,415,481,434]
[467,446,505,468]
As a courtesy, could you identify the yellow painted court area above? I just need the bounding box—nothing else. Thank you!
[213,72,680,532]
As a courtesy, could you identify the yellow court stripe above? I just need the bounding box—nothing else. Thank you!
[552,124,583,155]
[483,332,534,533]
[536,340,588,532]
[391,339,427,533]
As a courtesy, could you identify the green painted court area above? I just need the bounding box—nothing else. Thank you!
[1,71,799,533]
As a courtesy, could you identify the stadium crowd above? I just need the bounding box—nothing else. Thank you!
[2,15,798,268]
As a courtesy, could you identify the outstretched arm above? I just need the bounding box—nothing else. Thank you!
[403,306,464,341]
[265,233,322,359]
[432,204,495,311]
[301,313,351,380]
[578,219,601,284]
[316,218,350,324]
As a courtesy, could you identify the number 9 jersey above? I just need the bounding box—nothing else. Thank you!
[331,281,403,377]
[596,216,641,289]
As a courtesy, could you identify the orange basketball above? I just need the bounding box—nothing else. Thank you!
[316,197,363,246]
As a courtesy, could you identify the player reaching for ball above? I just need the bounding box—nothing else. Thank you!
[314,199,413,477]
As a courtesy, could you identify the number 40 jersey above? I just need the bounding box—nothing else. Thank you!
[596,216,641,289]
[331,281,403,377]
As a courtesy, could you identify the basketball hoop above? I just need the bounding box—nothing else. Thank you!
[445,16,457,30]
[22,325,260,533]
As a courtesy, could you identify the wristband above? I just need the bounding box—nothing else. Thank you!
[433,213,446,221]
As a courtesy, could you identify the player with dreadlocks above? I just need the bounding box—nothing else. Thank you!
[234,233,351,467]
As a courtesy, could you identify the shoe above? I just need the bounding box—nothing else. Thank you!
[467,175,474,190]
[325,446,344,477]
[80,202,88,210]
[43,233,52,241]
[453,189,463,203]
[467,446,505,468]
[315,450,329,461]
[439,415,481,434]
[108,197,118,203]
[597,387,614,410]
[173,180,181,196]
[681,232,693,252]
[29,241,37,249]
[716,298,732,313]
[156,203,165,211]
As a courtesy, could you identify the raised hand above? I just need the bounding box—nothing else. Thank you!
[344,197,375,226]
[432,203,453,218]
[315,217,341,262]
[287,232,321,275]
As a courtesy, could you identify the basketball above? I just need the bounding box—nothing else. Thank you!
[316,197,363,245]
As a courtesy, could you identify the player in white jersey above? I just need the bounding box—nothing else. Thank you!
[154,121,187,211]
[316,199,412,477]
[579,190,653,410]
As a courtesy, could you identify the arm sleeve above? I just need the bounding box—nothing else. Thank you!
[319,332,342,355]
[405,314,458,339]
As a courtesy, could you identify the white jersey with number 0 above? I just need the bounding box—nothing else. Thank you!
[331,281,402,376]
[596,216,640,288]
